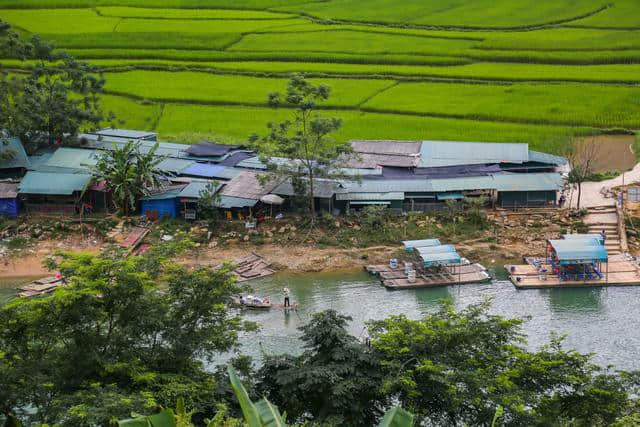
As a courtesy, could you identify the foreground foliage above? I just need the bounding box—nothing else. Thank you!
[0,239,253,425]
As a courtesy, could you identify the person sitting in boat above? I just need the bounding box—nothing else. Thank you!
[263,296,270,304]
[252,296,263,304]
[239,295,246,305]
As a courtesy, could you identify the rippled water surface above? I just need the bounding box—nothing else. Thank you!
[2,270,639,370]
[237,270,640,371]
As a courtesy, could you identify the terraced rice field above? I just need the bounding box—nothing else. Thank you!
[2,0,639,153]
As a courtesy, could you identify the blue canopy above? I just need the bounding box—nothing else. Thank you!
[549,239,608,265]
[561,233,605,245]
[416,244,456,255]
[419,251,462,267]
[403,239,441,252]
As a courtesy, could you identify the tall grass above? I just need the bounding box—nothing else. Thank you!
[96,7,295,20]
[0,0,313,9]
[102,70,395,107]
[363,81,640,128]
[273,0,604,29]
[153,102,594,153]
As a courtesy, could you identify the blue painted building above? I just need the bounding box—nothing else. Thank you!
[0,183,19,218]
[140,187,183,220]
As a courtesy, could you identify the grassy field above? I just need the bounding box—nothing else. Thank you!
[1,0,639,154]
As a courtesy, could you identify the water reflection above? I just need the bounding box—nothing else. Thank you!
[413,287,450,310]
[547,288,604,315]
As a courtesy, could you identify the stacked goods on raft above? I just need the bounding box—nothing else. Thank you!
[366,239,490,289]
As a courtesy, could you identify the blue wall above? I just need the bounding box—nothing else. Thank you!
[141,198,178,219]
[0,197,19,218]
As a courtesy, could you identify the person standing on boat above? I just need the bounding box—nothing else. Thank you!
[283,287,290,307]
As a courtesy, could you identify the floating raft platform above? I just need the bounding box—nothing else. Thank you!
[506,255,640,289]
[18,276,64,297]
[366,262,490,289]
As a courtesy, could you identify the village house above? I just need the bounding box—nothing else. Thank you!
[0,128,567,220]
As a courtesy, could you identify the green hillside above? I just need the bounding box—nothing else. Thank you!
[1,0,639,153]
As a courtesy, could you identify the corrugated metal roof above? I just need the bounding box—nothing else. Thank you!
[216,195,257,208]
[342,152,418,168]
[492,173,563,192]
[181,163,241,180]
[186,141,241,157]
[92,128,157,140]
[0,136,30,170]
[273,178,338,198]
[236,156,303,170]
[416,244,456,254]
[81,134,189,159]
[350,140,422,156]
[0,183,19,198]
[549,238,608,264]
[19,171,92,195]
[562,233,605,244]
[419,251,461,265]
[341,179,433,193]
[44,148,98,171]
[142,186,185,200]
[336,167,383,176]
[419,140,529,167]
[220,171,282,199]
[403,239,441,251]
[157,158,194,174]
[528,150,567,166]
[178,181,222,199]
[430,176,496,192]
[336,191,404,201]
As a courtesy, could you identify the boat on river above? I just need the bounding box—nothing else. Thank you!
[237,295,272,309]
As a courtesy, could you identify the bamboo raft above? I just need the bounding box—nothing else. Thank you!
[366,262,490,289]
[18,276,64,298]
[230,252,276,282]
[506,258,640,289]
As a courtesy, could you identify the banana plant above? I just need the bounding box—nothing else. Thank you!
[117,366,414,427]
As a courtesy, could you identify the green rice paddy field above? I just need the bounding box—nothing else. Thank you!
[2,0,640,153]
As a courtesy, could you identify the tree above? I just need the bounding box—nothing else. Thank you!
[91,140,165,216]
[0,20,108,151]
[0,238,254,425]
[198,180,222,227]
[249,74,352,220]
[256,310,388,426]
[566,138,601,209]
[368,300,637,426]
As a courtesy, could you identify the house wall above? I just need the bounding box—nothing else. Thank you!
[498,191,556,208]
[0,197,19,218]
[141,198,178,219]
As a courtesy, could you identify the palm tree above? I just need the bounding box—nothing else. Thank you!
[91,141,165,216]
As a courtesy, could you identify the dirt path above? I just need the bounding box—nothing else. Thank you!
[570,161,640,208]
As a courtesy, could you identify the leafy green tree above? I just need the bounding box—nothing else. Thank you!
[256,310,388,426]
[197,180,222,227]
[0,239,254,425]
[91,140,165,216]
[0,20,108,151]
[368,301,637,426]
[249,74,352,220]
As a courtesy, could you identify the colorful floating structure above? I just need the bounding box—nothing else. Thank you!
[507,234,640,288]
[367,239,489,289]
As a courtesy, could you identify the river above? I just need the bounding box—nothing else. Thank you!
[2,269,640,371]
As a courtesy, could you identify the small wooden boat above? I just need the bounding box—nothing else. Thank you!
[18,276,64,298]
[237,296,272,309]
